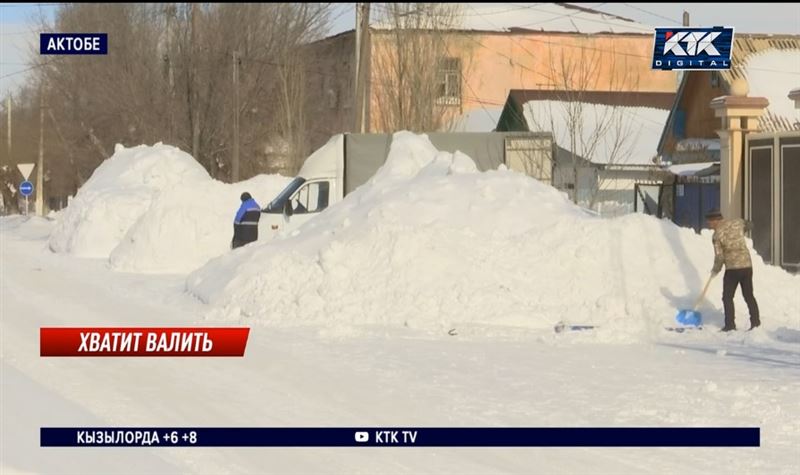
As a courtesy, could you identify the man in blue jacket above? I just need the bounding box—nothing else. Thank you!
[232,192,261,249]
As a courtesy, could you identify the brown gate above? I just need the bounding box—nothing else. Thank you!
[745,132,800,272]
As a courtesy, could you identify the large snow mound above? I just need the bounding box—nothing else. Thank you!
[48,143,291,273]
[49,144,210,258]
[187,132,800,336]
[109,174,289,274]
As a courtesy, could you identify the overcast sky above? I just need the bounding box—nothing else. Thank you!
[2,3,799,96]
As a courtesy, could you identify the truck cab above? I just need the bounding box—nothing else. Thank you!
[259,176,336,239]
[258,134,345,240]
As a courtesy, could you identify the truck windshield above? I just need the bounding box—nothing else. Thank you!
[264,177,306,212]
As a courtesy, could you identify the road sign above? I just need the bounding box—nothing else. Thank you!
[20,180,34,197]
[17,163,35,181]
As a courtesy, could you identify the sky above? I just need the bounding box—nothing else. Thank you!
[326,3,800,35]
[2,2,799,96]
[1,3,56,95]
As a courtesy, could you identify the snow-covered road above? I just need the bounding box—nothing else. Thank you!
[2,216,799,474]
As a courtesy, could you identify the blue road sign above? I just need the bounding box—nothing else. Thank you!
[20,181,34,197]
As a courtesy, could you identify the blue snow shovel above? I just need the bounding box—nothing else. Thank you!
[675,273,714,327]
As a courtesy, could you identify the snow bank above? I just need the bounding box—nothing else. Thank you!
[109,174,289,274]
[48,142,291,273]
[186,131,800,336]
[0,215,55,241]
[49,144,210,258]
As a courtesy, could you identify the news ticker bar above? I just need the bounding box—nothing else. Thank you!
[41,428,760,447]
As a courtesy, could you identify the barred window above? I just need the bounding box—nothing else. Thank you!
[436,57,461,106]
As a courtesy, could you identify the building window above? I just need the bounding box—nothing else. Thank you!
[436,57,461,106]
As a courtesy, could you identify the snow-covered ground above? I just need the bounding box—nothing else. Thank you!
[3,214,799,475]
[2,135,799,474]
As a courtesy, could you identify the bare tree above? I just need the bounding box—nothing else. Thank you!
[525,39,645,209]
[1,74,75,214]
[23,2,333,194]
[34,3,171,192]
[371,3,469,133]
[272,3,332,175]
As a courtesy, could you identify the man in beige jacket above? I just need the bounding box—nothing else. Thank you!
[706,210,761,332]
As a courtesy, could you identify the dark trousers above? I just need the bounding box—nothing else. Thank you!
[231,224,258,249]
[722,268,760,328]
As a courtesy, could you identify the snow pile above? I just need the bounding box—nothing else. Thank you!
[188,132,800,335]
[49,144,211,258]
[48,142,291,273]
[109,174,289,274]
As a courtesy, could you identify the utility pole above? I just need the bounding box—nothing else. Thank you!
[354,3,370,133]
[677,11,690,89]
[232,50,240,183]
[36,83,45,216]
[190,3,200,163]
[165,4,175,143]
[360,3,371,133]
[354,2,361,131]
[6,94,10,162]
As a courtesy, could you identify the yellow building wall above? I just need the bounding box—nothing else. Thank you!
[367,31,678,132]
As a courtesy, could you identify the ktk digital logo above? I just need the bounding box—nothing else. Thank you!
[652,27,734,70]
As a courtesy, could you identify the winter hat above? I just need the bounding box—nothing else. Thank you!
[240,192,252,202]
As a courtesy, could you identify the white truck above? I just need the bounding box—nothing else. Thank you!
[258,132,554,240]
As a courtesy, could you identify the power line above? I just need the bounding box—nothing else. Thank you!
[369,3,650,33]
[622,3,681,25]
[370,4,544,20]
[511,2,610,30]
[467,5,800,79]
[461,5,556,85]
[461,2,651,71]
[367,6,800,76]
[327,3,353,25]
[0,3,67,8]
[508,3,653,33]
[458,6,672,132]
[0,30,38,36]
[442,10,541,130]
[0,62,49,80]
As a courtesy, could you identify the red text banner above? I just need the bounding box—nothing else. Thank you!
[40,328,250,357]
